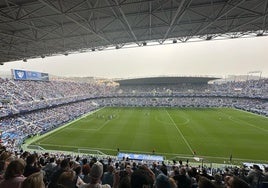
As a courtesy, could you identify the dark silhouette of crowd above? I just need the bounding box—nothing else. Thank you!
[1,145,268,188]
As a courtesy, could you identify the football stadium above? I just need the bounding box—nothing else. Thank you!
[1,1,268,188]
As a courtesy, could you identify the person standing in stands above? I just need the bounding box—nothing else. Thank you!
[23,154,41,177]
[21,171,45,188]
[48,159,70,188]
[0,159,26,188]
[79,161,119,188]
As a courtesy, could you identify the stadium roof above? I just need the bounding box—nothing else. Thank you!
[116,76,219,86]
[0,0,268,64]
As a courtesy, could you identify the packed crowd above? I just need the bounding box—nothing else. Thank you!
[1,78,268,118]
[0,145,268,188]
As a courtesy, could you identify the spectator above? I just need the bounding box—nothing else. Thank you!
[49,159,70,188]
[81,164,91,183]
[198,176,216,188]
[43,157,57,183]
[79,161,114,188]
[21,171,45,188]
[155,173,171,188]
[0,159,26,188]
[23,154,41,177]
[173,167,191,188]
[102,165,114,187]
[131,165,154,188]
[57,170,80,188]
[225,175,250,188]
[212,173,225,188]
[246,165,264,188]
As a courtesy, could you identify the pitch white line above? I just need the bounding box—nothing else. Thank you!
[37,143,267,163]
[217,110,268,133]
[228,116,268,133]
[164,109,194,154]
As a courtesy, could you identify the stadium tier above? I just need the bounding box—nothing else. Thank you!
[0,76,268,188]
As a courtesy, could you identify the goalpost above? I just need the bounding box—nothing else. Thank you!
[27,145,46,151]
[77,148,107,156]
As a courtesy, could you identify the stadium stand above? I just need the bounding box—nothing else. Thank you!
[0,76,268,188]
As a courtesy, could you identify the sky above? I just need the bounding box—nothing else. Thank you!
[0,36,268,79]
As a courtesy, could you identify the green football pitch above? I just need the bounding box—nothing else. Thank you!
[30,107,268,164]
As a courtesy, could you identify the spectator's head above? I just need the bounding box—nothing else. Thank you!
[60,159,70,170]
[160,165,167,176]
[118,176,131,188]
[198,176,216,188]
[107,165,115,173]
[82,158,88,165]
[4,159,26,180]
[90,161,103,183]
[252,164,261,172]
[155,173,171,188]
[57,170,76,188]
[49,157,55,163]
[131,168,153,188]
[180,167,187,175]
[0,151,13,172]
[74,165,82,175]
[214,173,222,183]
[26,154,37,165]
[21,172,45,188]
[225,175,250,188]
[82,164,90,175]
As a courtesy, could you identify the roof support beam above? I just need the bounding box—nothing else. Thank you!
[192,0,246,36]
[162,0,192,42]
[113,0,139,44]
[38,0,112,45]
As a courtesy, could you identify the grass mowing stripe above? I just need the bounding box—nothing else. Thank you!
[164,108,194,154]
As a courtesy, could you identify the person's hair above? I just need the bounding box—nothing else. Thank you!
[60,159,70,169]
[21,172,45,188]
[82,164,90,175]
[227,176,250,188]
[4,159,26,180]
[49,157,55,163]
[169,177,177,188]
[26,154,37,165]
[119,176,131,188]
[131,168,153,188]
[57,170,76,187]
[198,176,216,188]
[74,165,82,175]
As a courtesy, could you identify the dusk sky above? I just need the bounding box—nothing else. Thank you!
[0,36,268,79]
